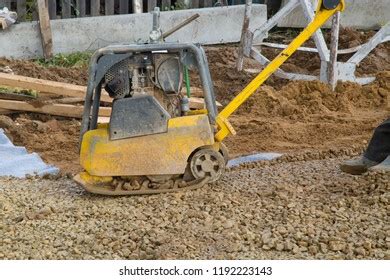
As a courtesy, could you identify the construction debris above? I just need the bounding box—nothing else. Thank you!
[0,99,111,118]
[0,66,13,74]
[0,73,112,102]
[0,7,17,30]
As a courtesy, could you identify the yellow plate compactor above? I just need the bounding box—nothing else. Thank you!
[74,0,345,195]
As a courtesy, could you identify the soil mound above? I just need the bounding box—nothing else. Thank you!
[242,71,389,118]
[0,58,88,86]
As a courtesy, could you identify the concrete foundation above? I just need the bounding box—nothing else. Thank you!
[0,5,267,59]
[278,0,389,30]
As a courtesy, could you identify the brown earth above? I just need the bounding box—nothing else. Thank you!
[0,29,389,172]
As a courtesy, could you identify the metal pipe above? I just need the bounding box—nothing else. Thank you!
[162,13,200,39]
[152,7,160,31]
[150,7,162,43]
[90,82,102,130]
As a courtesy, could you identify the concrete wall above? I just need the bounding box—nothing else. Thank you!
[0,5,267,59]
[278,0,389,29]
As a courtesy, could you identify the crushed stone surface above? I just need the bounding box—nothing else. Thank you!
[1,153,389,260]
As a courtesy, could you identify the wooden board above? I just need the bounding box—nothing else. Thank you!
[0,73,112,103]
[37,0,53,59]
[189,97,222,109]
[105,0,115,15]
[202,0,213,8]
[181,87,204,98]
[0,18,7,30]
[91,0,100,17]
[56,97,85,104]
[119,0,129,13]
[0,100,111,118]
[0,108,16,115]
[62,0,71,18]
[17,0,27,21]
[147,0,157,12]
[162,0,171,10]
[76,0,86,17]
[191,1,200,8]
[48,0,57,19]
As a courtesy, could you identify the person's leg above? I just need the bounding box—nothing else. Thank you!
[364,118,390,163]
[340,118,390,175]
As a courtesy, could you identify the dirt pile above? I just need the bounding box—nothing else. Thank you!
[0,114,80,174]
[0,152,388,259]
[241,72,389,118]
[0,58,88,86]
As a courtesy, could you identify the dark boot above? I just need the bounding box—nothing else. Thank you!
[340,156,379,175]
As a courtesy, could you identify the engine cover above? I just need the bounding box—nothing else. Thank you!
[109,95,171,140]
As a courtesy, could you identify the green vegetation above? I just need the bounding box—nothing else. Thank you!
[163,0,189,11]
[35,52,92,68]
[0,86,39,98]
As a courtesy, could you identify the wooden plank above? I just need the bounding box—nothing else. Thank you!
[202,0,213,8]
[236,0,252,71]
[161,0,171,11]
[0,73,112,103]
[105,0,114,15]
[32,8,39,21]
[119,0,129,14]
[181,87,204,97]
[0,18,7,29]
[191,0,199,8]
[2,1,10,8]
[147,0,156,12]
[189,97,222,109]
[48,0,57,19]
[61,0,71,18]
[17,0,27,21]
[328,11,340,90]
[91,0,100,16]
[0,108,16,114]
[0,100,111,118]
[37,0,53,60]
[56,97,84,104]
[97,116,110,123]
[76,0,86,17]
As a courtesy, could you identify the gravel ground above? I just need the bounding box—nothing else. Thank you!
[0,152,389,260]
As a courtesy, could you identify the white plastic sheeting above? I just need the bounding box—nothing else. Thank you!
[227,152,282,167]
[0,129,59,178]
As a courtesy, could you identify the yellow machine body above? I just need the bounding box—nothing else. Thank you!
[80,114,215,177]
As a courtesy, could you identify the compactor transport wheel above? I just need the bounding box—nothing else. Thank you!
[190,149,225,182]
